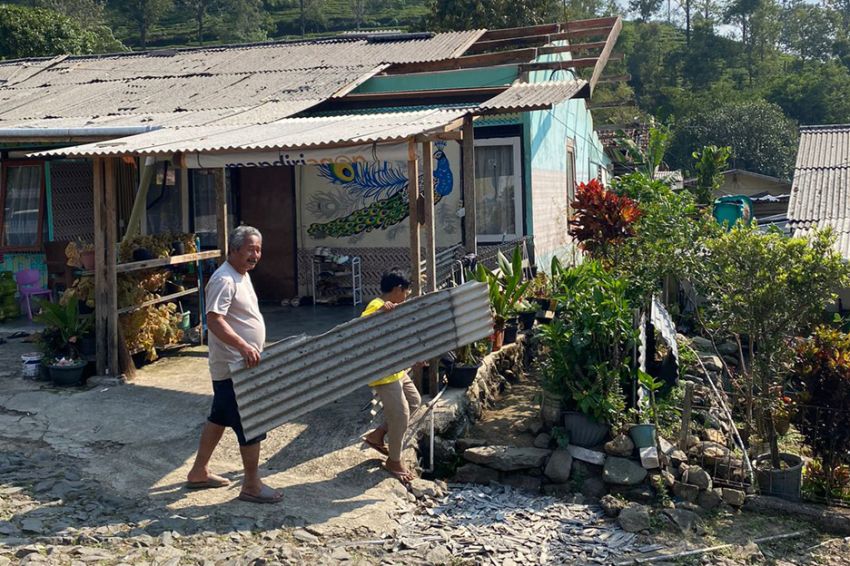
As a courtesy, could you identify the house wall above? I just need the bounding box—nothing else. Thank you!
[294,141,463,296]
[716,173,791,198]
[0,253,47,286]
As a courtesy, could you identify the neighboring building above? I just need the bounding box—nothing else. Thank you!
[683,168,792,220]
[787,124,850,309]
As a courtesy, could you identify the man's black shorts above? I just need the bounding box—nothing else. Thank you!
[208,378,267,446]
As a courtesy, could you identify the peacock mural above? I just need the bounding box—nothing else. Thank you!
[307,143,454,240]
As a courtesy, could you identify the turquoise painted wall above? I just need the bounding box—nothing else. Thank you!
[0,253,48,286]
[353,66,518,93]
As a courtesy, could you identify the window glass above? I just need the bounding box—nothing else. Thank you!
[2,164,43,248]
[475,142,519,239]
[191,169,235,248]
[145,163,182,234]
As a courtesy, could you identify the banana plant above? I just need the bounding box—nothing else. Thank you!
[473,245,529,330]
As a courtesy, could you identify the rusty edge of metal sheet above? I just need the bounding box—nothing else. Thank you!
[230,282,492,440]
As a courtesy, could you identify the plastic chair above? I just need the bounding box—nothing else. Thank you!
[14,269,52,320]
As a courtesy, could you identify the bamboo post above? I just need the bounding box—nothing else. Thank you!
[407,140,423,391]
[122,156,156,243]
[679,381,695,451]
[93,158,107,375]
[215,168,228,264]
[104,158,120,377]
[422,140,439,395]
[461,115,477,254]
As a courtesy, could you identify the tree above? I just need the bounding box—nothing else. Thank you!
[780,1,837,63]
[765,61,850,125]
[668,100,798,179]
[0,4,118,59]
[34,0,125,53]
[216,0,271,42]
[426,0,560,32]
[351,0,385,31]
[629,0,664,21]
[115,0,173,48]
[177,0,224,43]
[692,145,732,205]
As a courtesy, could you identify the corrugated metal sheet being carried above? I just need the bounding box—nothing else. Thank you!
[229,282,492,440]
[31,108,468,158]
[788,124,850,258]
[478,80,588,113]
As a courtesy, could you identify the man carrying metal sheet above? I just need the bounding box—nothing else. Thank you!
[361,269,422,484]
[186,226,283,504]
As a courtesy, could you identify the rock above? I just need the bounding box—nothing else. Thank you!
[702,355,723,372]
[639,447,659,469]
[409,479,442,499]
[463,446,551,471]
[330,547,351,561]
[542,483,573,498]
[604,434,635,457]
[21,519,44,534]
[580,477,606,500]
[690,336,714,352]
[670,449,688,466]
[543,450,573,483]
[717,341,738,356]
[526,421,544,436]
[533,433,551,449]
[672,481,700,503]
[600,494,626,518]
[0,521,18,535]
[735,542,764,563]
[292,529,319,544]
[500,473,542,493]
[610,484,656,504]
[721,487,746,507]
[455,438,488,451]
[682,465,712,490]
[663,508,700,533]
[603,457,648,486]
[567,445,607,466]
[660,469,676,488]
[424,545,453,565]
[694,442,730,464]
[698,489,723,510]
[702,428,726,444]
[14,547,42,559]
[617,504,651,533]
[454,464,499,485]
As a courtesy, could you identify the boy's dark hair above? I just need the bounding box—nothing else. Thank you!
[380,269,411,293]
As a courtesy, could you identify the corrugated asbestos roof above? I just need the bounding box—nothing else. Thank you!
[788,124,850,258]
[32,108,468,157]
[478,80,588,113]
[0,31,483,130]
[229,282,492,440]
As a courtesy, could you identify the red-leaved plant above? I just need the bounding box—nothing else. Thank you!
[568,179,641,262]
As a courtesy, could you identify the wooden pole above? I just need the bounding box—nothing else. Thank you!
[122,156,156,243]
[679,381,695,451]
[461,115,477,254]
[407,140,423,391]
[421,140,440,395]
[104,158,120,377]
[93,158,107,376]
[215,168,228,263]
[180,166,190,233]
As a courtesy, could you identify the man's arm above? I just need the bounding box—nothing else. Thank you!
[208,312,261,368]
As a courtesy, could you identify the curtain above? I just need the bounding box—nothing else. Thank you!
[474,144,516,237]
[145,163,182,235]
[2,165,42,247]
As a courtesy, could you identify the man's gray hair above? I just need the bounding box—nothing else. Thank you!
[229,225,262,251]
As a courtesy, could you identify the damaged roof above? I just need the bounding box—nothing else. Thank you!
[788,124,850,257]
[0,31,483,129]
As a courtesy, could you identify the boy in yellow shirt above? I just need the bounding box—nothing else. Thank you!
[361,269,421,483]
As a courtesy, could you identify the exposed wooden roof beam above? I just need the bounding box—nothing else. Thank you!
[538,41,608,55]
[551,26,613,40]
[478,22,561,42]
[590,17,623,94]
[465,34,551,54]
[518,53,622,73]
[385,48,537,75]
[561,16,620,32]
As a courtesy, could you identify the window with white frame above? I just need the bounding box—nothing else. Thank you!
[474,137,523,242]
[0,162,46,251]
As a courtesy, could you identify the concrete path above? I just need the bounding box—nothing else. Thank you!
[0,335,411,541]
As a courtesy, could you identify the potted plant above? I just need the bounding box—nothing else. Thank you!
[35,296,92,386]
[516,299,537,331]
[448,340,486,388]
[629,370,662,449]
[473,246,529,351]
[696,225,849,500]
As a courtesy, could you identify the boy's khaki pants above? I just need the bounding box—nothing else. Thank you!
[373,375,421,461]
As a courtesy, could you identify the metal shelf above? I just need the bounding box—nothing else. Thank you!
[311,255,362,306]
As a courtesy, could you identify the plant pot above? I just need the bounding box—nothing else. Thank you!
[21,352,44,379]
[518,311,536,330]
[132,248,155,262]
[754,452,803,501]
[38,361,51,382]
[80,250,95,271]
[629,423,657,450]
[503,324,518,345]
[79,302,94,315]
[491,329,504,351]
[540,390,563,429]
[448,363,481,388]
[49,361,87,386]
[171,241,186,256]
[178,311,192,331]
[563,411,610,448]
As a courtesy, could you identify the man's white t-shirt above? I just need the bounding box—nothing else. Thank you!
[205,261,266,380]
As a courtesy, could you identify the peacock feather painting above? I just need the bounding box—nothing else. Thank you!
[307,143,454,239]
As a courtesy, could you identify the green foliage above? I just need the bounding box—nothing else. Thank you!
[112,0,174,48]
[473,246,529,328]
[425,0,560,31]
[616,124,671,180]
[691,145,732,205]
[35,296,92,360]
[538,260,634,423]
[668,100,798,179]
[794,326,850,485]
[696,223,850,466]
[568,179,642,265]
[0,4,123,59]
